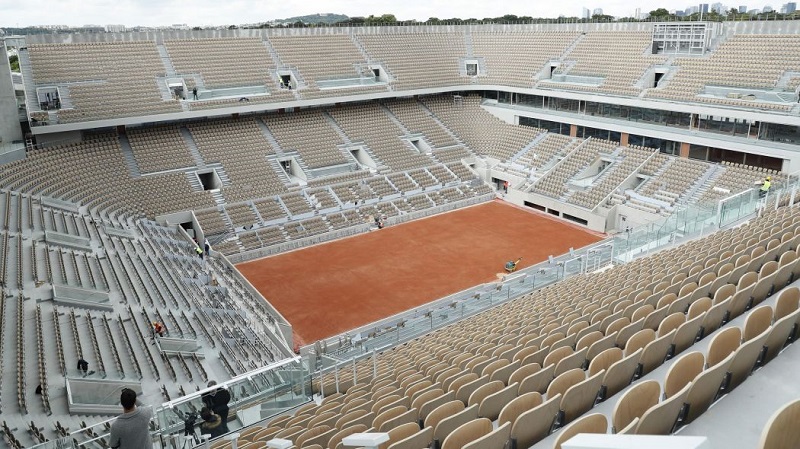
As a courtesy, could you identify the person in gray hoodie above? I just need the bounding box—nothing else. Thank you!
[109,389,153,449]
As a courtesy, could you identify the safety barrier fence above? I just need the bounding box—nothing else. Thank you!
[226,192,495,264]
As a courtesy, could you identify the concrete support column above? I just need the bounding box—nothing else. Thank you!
[569,124,577,137]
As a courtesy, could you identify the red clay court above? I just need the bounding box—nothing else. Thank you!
[236,201,603,345]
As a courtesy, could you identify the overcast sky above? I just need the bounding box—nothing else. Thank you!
[0,0,775,27]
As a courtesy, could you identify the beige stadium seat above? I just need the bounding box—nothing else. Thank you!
[758,398,800,449]
[477,382,518,421]
[378,422,420,449]
[600,348,642,400]
[635,382,691,435]
[498,391,543,427]
[683,351,735,424]
[664,352,704,399]
[441,418,493,449]
[510,394,562,449]
[763,309,800,364]
[553,413,608,449]
[706,326,742,368]
[433,404,479,448]
[387,426,433,449]
[612,380,660,433]
[560,369,604,425]
[327,424,368,449]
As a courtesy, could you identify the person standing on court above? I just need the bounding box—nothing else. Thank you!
[108,388,153,449]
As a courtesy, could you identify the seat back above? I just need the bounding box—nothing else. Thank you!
[657,312,686,337]
[727,327,771,392]
[510,393,562,449]
[612,380,660,433]
[425,400,464,430]
[635,382,691,435]
[576,331,604,352]
[664,351,704,399]
[387,426,433,449]
[410,388,444,413]
[587,331,618,361]
[775,286,800,320]
[672,311,704,356]
[684,351,735,424]
[707,326,742,368]
[463,421,511,449]
[468,380,504,408]
[624,328,655,356]
[763,309,800,364]
[478,382,518,421]
[294,425,332,448]
[546,368,585,399]
[543,346,574,368]
[588,347,622,377]
[455,375,489,404]
[433,405,479,447]
[378,407,418,433]
[441,418,492,449]
[508,362,542,386]
[518,363,555,396]
[553,413,608,449]
[498,391,543,426]
[418,390,455,422]
[757,398,800,449]
[489,359,520,384]
[561,369,605,424]
[327,424,368,449]
[554,347,589,377]
[639,330,675,377]
[602,348,642,400]
[744,305,774,342]
[380,422,420,449]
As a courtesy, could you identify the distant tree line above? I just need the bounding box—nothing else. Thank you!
[247,10,800,28]
[4,8,800,35]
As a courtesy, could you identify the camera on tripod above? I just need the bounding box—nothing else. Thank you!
[183,412,198,437]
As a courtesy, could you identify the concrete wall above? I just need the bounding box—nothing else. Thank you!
[505,189,608,232]
[0,45,22,148]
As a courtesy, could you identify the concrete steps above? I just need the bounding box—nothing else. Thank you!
[255,118,285,156]
[117,134,141,178]
[179,127,206,168]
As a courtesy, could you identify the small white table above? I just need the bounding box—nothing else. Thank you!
[265,438,293,449]
[341,432,391,449]
[562,434,710,449]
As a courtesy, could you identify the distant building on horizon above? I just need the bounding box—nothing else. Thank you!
[581,7,591,19]
[593,7,604,15]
